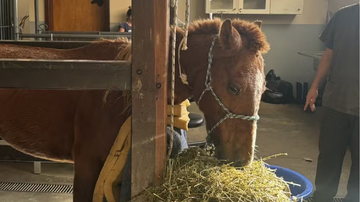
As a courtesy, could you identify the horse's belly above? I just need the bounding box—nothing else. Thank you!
[0,130,74,163]
[0,90,81,162]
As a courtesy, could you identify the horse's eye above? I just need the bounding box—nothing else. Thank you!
[228,84,241,95]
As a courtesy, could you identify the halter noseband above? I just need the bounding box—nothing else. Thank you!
[196,35,260,141]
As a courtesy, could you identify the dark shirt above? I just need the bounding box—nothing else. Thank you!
[119,22,132,32]
[320,3,359,116]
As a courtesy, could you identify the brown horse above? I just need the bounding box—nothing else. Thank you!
[0,18,269,202]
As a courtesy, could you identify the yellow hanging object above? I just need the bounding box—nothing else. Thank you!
[166,99,191,131]
[166,115,190,131]
[93,116,132,202]
[166,99,190,116]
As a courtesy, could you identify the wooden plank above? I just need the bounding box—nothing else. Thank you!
[0,59,131,90]
[131,0,169,198]
[47,0,110,32]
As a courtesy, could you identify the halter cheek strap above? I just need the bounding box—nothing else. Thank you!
[196,35,260,140]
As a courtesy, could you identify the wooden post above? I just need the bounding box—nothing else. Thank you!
[131,0,170,198]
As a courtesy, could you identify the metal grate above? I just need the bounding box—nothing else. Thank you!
[0,0,15,40]
[0,182,73,194]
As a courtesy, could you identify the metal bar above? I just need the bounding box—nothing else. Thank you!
[0,40,92,49]
[0,0,3,40]
[0,59,131,90]
[0,25,12,28]
[34,0,39,34]
[6,0,9,39]
[5,0,9,40]
[40,31,131,35]
[19,33,131,39]
[3,0,5,39]
[12,0,18,40]
[2,0,5,40]
[33,162,41,174]
[298,51,324,60]
[131,0,169,199]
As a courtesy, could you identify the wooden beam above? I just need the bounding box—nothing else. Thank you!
[131,0,169,198]
[0,59,131,90]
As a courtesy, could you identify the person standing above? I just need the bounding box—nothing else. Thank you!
[304,3,359,202]
[119,7,132,32]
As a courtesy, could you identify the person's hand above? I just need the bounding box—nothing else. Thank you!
[304,87,318,112]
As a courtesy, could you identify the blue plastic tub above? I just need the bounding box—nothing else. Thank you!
[267,165,314,201]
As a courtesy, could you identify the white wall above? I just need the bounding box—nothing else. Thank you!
[17,0,30,33]
[110,0,131,23]
[189,0,329,25]
[28,0,45,21]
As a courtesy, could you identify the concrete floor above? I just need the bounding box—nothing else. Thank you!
[0,102,352,201]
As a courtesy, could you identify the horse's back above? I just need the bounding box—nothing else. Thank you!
[0,44,75,59]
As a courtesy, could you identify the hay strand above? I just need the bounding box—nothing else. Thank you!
[135,147,299,202]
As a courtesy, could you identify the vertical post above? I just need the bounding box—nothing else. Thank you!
[34,0,39,34]
[33,161,41,174]
[131,0,170,198]
[12,0,18,40]
[0,0,4,40]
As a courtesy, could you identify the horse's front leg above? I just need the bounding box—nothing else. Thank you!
[72,91,129,202]
[73,151,103,202]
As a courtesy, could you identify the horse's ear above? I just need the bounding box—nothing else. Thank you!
[254,20,262,29]
[219,19,242,52]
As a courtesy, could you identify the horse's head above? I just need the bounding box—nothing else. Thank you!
[175,18,270,167]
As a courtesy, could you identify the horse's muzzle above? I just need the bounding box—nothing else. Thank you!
[233,158,252,167]
[215,147,252,167]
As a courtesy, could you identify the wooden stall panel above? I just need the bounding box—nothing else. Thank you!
[46,0,110,31]
[131,0,170,198]
[0,59,131,90]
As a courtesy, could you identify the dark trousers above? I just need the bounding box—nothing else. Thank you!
[313,107,359,202]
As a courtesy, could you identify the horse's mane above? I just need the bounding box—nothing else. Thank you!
[91,37,132,61]
[93,18,269,62]
[180,18,270,53]
[94,38,132,106]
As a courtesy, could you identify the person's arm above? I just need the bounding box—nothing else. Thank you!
[119,22,125,32]
[304,48,333,111]
[304,9,338,112]
[310,48,333,90]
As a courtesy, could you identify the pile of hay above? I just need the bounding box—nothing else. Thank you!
[137,147,298,202]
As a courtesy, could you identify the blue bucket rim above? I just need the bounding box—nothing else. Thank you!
[266,164,314,200]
